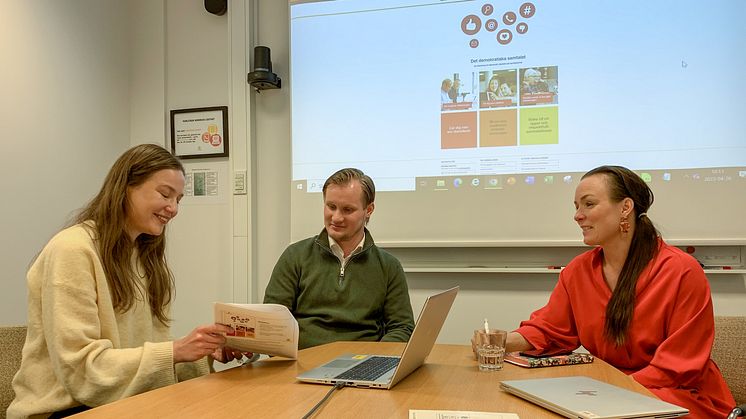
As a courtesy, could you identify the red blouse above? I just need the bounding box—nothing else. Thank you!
[516,240,735,418]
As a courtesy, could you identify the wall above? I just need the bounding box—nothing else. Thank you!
[0,0,132,325]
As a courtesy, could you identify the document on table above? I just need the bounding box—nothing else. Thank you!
[213,302,299,359]
[409,410,519,419]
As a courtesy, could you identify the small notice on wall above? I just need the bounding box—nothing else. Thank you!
[181,162,229,205]
[185,170,219,197]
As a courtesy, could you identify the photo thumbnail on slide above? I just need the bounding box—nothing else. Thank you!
[440,72,477,111]
[480,69,518,108]
[520,66,558,106]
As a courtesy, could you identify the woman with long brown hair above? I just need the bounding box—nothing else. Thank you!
[9,144,245,419]
[506,165,735,417]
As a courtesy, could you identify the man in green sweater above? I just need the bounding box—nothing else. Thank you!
[264,168,415,349]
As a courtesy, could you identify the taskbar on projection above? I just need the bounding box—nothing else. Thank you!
[291,167,746,193]
[413,167,746,192]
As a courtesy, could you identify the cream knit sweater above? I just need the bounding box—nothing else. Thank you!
[7,224,209,419]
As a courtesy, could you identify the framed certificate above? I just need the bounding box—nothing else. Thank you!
[170,106,229,159]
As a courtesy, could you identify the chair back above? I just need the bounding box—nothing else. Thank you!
[0,326,27,419]
[712,316,746,405]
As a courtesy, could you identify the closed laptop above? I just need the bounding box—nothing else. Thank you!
[500,376,688,419]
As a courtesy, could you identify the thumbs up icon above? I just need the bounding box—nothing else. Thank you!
[466,18,476,31]
[461,15,481,35]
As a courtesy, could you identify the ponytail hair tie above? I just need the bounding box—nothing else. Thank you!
[638,212,647,219]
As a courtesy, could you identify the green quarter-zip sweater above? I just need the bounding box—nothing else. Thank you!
[264,228,415,349]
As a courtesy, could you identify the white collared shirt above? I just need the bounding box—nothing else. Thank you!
[328,233,366,269]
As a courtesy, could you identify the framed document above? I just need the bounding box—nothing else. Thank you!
[170,106,229,159]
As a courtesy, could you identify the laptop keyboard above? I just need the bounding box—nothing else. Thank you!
[334,356,400,381]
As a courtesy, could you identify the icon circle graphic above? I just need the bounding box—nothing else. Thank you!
[497,29,513,45]
[502,11,516,25]
[461,15,482,35]
[519,2,536,18]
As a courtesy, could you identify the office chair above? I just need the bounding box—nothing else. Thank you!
[0,326,27,419]
[712,316,746,418]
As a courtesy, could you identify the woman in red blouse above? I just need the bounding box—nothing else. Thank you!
[507,165,735,418]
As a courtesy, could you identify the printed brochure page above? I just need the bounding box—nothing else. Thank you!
[214,302,299,359]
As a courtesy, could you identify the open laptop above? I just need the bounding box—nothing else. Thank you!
[500,376,688,419]
[296,286,458,389]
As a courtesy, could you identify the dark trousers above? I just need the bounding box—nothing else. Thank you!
[48,405,91,418]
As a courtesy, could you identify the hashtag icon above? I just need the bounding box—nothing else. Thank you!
[519,2,536,18]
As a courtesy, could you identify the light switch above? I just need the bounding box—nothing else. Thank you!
[233,170,247,195]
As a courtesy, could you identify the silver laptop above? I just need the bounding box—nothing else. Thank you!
[500,376,688,419]
[296,286,458,389]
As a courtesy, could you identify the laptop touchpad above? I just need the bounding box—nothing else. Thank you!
[324,359,360,369]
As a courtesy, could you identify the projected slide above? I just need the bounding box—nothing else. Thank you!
[290,0,746,192]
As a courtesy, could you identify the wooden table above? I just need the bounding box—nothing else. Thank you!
[74,342,653,418]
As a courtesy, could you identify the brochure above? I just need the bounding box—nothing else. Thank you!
[213,302,299,359]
